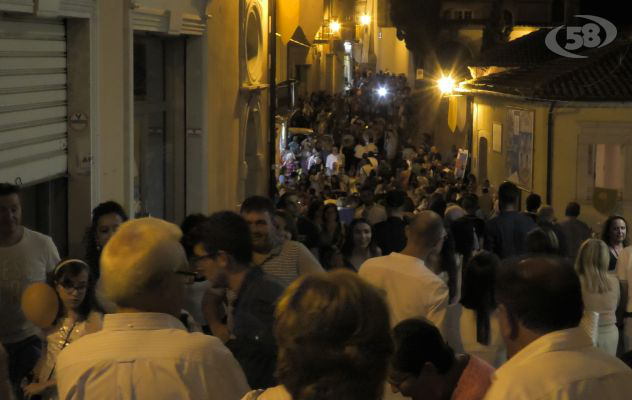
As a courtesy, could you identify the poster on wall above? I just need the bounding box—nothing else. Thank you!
[504,108,534,190]
[454,149,469,179]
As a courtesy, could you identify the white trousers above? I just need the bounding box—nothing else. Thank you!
[597,323,619,356]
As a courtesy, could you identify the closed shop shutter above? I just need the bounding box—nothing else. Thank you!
[0,14,67,185]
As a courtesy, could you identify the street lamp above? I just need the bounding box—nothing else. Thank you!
[360,14,371,26]
[438,75,456,95]
[330,20,341,33]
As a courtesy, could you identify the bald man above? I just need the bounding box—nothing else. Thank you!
[358,211,449,332]
[56,218,249,400]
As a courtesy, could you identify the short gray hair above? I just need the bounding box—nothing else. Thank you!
[100,217,186,307]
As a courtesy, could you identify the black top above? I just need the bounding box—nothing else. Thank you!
[485,211,537,259]
[451,214,486,263]
[226,267,284,390]
[296,216,320,250]
[374,216,407,255]
[608,250,618,272]
[522,211,538,223]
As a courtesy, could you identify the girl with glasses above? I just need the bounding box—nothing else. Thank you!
[22,259,102,399]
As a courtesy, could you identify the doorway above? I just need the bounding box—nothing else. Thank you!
[242,100,263,199]
[133,34,186,223]
[478,136,488,183]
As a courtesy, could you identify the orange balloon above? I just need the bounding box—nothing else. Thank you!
[21,282,59,329]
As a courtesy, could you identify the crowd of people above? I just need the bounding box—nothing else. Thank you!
[1,71,632,399]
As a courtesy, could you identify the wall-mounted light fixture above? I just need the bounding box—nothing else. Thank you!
[438,75,456,95]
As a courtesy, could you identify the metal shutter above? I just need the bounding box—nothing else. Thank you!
[0,14,67,186]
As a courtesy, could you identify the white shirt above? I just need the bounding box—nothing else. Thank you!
[616,246,632,311]
[580,274,620,326]
[325,153,343,174]
[57,313,250,400]
[484,327,632,400]
[0,227,60,343]
[358,252,449,333]
[446,305,506,368]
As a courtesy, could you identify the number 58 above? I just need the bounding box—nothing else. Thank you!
[565,23,602,50]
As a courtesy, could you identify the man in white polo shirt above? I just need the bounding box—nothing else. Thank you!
[485,256,632,400]
[358,211,449,332]
[56,218,249,400]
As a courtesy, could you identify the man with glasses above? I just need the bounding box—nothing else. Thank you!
[191,211,284,390]
[359,211,449,334]
[56,217,249,400]
[0,183,59,399]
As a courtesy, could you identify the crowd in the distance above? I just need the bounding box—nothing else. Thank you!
[2,69,632,399]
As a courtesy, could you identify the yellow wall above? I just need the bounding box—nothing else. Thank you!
[205,0,270,212]
[375,27,411,77]
[552,105,632,232]
[471,96,549,209]
[472,96,632,232]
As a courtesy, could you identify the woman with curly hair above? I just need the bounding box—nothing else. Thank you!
[83,201,128,279]
[242,270,393,399]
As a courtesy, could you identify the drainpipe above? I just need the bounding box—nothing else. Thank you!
[268,0,277,198]
[546,101,556,205]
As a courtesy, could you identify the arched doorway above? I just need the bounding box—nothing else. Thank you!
[241,97,264,199]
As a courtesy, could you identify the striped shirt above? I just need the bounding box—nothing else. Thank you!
[253,240,324,287]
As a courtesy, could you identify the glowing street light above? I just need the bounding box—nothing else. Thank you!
[438,76,456,95]
[330,20,341,33]
[377,86,388,97]
[360,14,371,26]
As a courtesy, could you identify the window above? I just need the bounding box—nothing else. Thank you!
[581,144,625,200]
[464,11,473,20]
[577,126,632,203]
